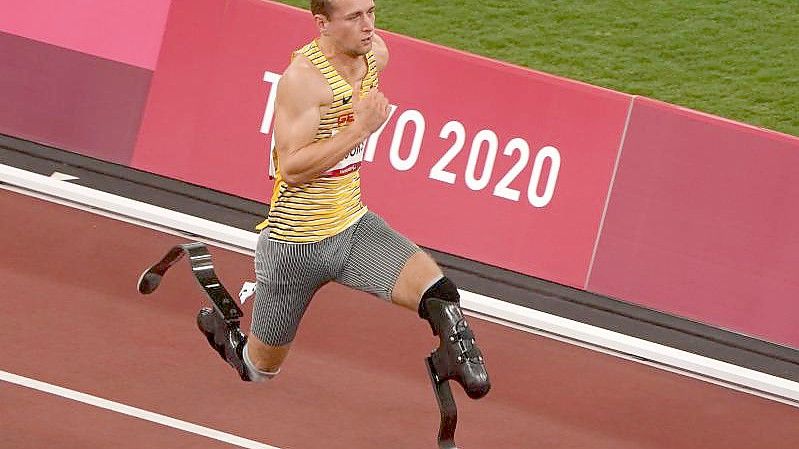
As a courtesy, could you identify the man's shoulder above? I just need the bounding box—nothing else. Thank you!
[280,52,330,101]
[284,51,321,81]
[372,33,389,71]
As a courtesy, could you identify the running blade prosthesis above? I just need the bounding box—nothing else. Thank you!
[136,242,249,380]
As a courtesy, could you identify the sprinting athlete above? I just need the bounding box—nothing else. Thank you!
[197,0,490,399]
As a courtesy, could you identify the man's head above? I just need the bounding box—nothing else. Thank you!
[313,0,376,56]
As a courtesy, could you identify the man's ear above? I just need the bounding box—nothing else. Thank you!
[314,14,329,35]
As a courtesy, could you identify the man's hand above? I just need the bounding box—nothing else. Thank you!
[353,89,390,135]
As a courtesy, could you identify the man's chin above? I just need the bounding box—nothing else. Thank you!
[344,42,371,57]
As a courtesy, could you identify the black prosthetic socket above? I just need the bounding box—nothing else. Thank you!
[420,277,490,400]
[197,308,251,381]
[418,276,460,322]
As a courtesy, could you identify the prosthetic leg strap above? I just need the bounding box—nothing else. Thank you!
[426,356,458,449]
[137,242,243,324]
[447,325,483,365]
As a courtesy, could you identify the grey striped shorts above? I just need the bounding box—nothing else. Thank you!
[251,211,420,346]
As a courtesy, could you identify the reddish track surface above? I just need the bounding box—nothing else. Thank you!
[2,188,799,448]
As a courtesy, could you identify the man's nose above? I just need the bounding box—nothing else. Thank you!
[362,15,374,31]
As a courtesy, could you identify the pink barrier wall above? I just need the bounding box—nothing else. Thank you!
[0,0,171,161]
[0,0,171,70]
[4,0,796,347]
[132,0,269,196]
[0,32,152,164]
[588,97,799,347]
[132,0,632,287]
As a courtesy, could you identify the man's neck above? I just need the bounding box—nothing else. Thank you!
[317,36,362,72]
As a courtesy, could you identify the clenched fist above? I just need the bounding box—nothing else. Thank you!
[353,89,390,135]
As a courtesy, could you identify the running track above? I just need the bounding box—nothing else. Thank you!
[2,188,798,448]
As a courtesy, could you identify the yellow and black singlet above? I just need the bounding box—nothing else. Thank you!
[257,40,379,243]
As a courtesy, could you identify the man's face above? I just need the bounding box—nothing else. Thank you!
[322,0,376,56]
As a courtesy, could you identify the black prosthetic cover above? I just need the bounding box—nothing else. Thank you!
[425,299,490,399]
[420,277,490,400]
[197,308,251,381]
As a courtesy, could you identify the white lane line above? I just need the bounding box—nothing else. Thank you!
[0,370,280,449]
[49,171,80,182]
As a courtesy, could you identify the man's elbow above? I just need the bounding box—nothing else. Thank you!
[281,169,311,186]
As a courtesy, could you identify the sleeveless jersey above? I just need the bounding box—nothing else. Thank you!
[257,40,379,243]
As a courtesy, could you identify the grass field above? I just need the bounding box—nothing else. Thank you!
[275,0,798,137]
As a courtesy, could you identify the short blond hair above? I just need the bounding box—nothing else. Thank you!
[310,0,332,18]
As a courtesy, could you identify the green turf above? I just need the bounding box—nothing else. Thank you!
[276,0,798,137]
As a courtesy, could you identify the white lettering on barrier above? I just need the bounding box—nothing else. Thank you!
[260,70,562,207]
[492,137,530,202]
[424,122,561,207]
[429,121,465,184]
[465,129,499,191]
[259,71,281,135]
[529,146,561,207]
[389,109,425,171]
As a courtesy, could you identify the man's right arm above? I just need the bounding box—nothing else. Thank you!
[273,57,389,186]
